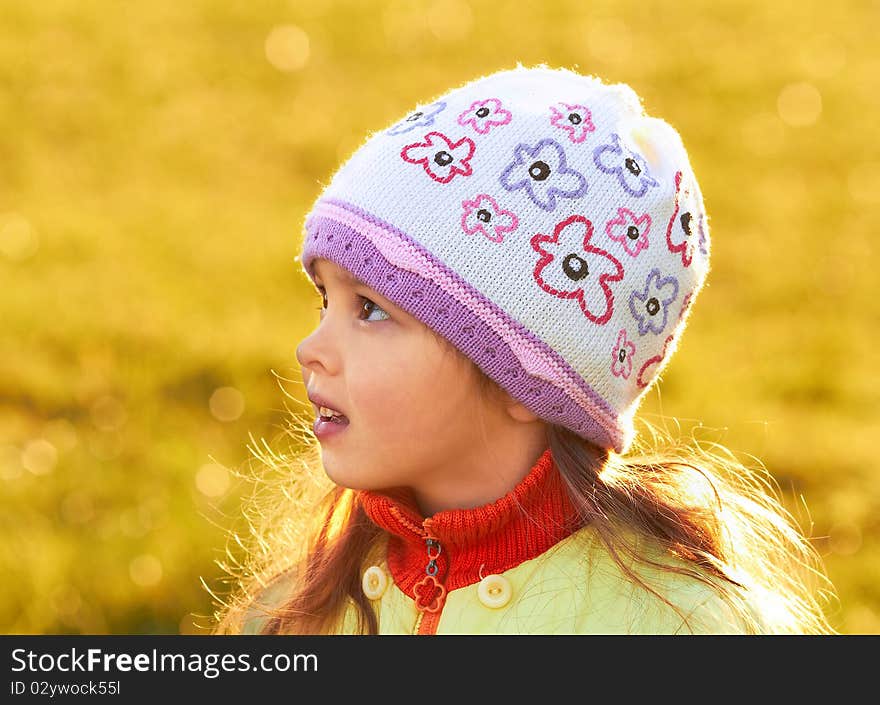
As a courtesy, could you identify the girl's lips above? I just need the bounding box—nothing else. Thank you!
[307,391,347,419]
[314,415,350,440]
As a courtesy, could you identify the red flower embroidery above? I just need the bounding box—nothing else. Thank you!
[401,131,475,184]
[666,171,698,268]
[636,334,675,389]
[413,574,447,613]
[531,214,624,325]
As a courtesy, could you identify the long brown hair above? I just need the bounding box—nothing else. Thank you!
[209,367,838,635]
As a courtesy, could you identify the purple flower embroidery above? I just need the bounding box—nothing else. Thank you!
[549,102,596,143]
[593,133,659,198]
[401,131,475,184]
[605,207,651,257]
[637,334,674,389]
[531,214,624,325]
[611,328,636,380]
[666,170,703,267]
[629,268,679,336]
[499,138,588,211]
[457,98,512,135]
[697,211,709,256]
[460,194,519,243]
[386,101,447,136]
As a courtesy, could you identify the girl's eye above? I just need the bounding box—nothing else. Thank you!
[360,297,390,322]
[316,291,390,322]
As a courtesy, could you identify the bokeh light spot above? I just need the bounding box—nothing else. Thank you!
[129,554,163,587]
[0,213,38,261]
[195,462,231,497]
[22,439,58,475]
[209,386,245,422]
[265,24,310,72]
[777,81,822,127]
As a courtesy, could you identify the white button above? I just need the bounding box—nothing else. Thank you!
[477,573,512,609]
[362,565,388,600]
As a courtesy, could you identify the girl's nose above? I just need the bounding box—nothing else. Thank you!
[296,318,339,376]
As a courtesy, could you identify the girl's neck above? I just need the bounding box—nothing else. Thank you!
[409,430,551,517]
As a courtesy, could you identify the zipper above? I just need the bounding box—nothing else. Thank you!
[387,506,449,635]
[412,535,447,635]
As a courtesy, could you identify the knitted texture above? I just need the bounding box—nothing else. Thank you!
[298,64,712,453]
[358,447,577,634]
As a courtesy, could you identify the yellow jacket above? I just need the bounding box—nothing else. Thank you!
[243,449,751,635]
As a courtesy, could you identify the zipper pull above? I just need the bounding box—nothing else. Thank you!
[413,536,446,613]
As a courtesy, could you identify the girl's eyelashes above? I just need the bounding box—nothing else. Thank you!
[316,289,390,322]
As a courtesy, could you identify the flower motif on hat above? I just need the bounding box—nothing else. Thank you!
[499,138,588,211]
[605,207,651,257]
[611,328,636,380]
[593,132,659,198]
[531,214,624,325]
[461,194,519,243]
[401,131,476,184]
[666,170,703,267]
[457,98,512,135]
[637,334,675,389]
[386,101,447,136]
[629,268,679,336]
[697,211,709,257]
[549,102,596,144]
[678,291,694,323]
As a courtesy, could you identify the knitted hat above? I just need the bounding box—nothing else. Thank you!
[297,64,711,455]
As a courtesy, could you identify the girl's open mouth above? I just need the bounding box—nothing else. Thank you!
[314,414,349,439]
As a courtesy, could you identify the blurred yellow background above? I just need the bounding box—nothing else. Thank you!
[1,0,877,634]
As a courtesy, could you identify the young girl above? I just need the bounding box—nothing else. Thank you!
[210,64,837,635]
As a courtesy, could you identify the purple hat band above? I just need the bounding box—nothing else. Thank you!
[300,197,626,452]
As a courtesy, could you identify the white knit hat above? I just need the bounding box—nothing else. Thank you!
[298,63,711,454]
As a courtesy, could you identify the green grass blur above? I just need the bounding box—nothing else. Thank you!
[1,0,877,634]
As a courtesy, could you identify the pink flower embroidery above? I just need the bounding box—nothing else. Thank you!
[611,328,636,379]
[605,207,651,257]
[531,214,625,325]
[549,102,596,143]
[636,334,675,389]
[457,98,512,135]
[666,170,699,267]
[401,131,476,184]
[461,194,519,243]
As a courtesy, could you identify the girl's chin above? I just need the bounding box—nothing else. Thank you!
[323,467,396,493]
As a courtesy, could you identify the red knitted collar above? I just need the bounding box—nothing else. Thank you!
[357,447,581,598]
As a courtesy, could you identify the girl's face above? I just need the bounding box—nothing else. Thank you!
[296,258,546,514]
